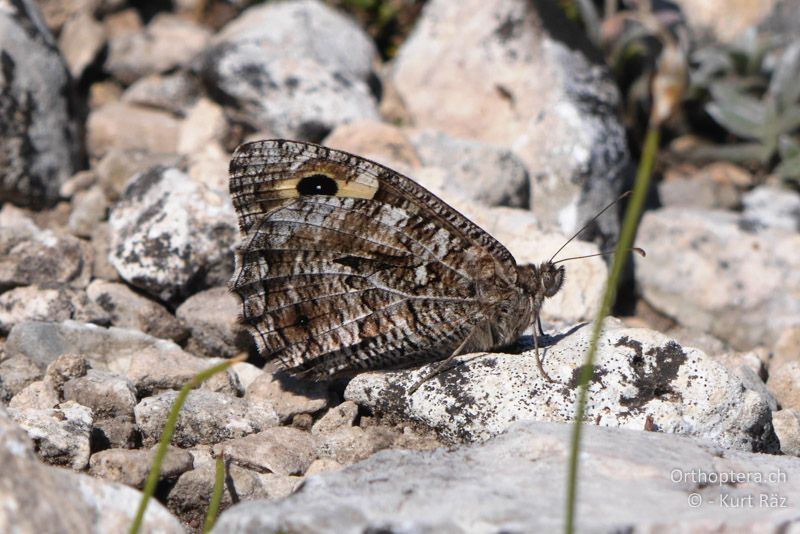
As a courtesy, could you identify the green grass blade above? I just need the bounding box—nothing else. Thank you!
[202,455,227,533]
[564,126,660,534]
[129,355,246,534]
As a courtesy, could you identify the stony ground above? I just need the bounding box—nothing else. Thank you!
[1,0,800,532]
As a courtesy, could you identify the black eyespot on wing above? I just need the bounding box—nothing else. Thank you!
[297,174,338,196]
[298,315,310,327]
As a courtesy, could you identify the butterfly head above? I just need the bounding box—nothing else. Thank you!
[517,262,565,301]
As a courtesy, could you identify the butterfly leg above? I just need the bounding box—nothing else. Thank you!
[533,320,554,383]
[407,327,478,395]
[537,316,545,336]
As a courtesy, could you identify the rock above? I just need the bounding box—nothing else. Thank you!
[4,320,200,378]
[89,223,120,281]
[245,371,329,423]
[636,207,800,350]
[664,325,727,357]
[324,121,422,173]
[658,173,741,210]
[177,98,229,156]
[0,286,110,335]
[768,361,800,411]
[93,415,138,450]
[346,319,777,451]
[168,462,300,530]
[8,400,93,469]
[0,206,94,289]
[230,362,264,391]
[108,166,238,302]
[44,352,89,388]
[0,405,183,533]
[742,185,800,232]
[409,129,530,209]
[124,345,227,396]
[105,13,211,85]
[0,355,42,402]
[95,148,182,201]
[0,0,80,207]
[213,426,316,475]
[773,409,800,456]
[67,186,109,238]
[201,0,380,140]
[672,0,780,43]
[211,420,800,533]
[122,71,202,115]
[313,426,397,465]
[9,380,60,410]
[391,0,628,245]
[62,369,137,419]
[305,457,342,476]
[58,11,105,79]
[87,279,189,342]
[135,389,279,447]
[86,102,181,159]
[772,327,800,374]
[176,286,246,358]
[89,446,194,488]
[311,401,359,435]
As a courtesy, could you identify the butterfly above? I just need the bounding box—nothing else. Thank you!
[229,139,569,390]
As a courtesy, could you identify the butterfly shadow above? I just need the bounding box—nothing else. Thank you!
[508,321,589,354]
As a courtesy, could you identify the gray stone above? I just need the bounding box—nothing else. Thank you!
[135,389,279,447]
[772,327,800,374]
[124,346,227,396]
[201,0,379,140]
[313,426,397,465]
[0,285,110,335]
[742,185,800,232]
[0,0,80,207]
[410,129,530,208]
[211,420,800,533]
[94,148,181,201]
[87,102,180,159]
[87,279,189,343]
[9,380,59,410]
[67,186,109,238]
[213,426,316,475]
[0,405,183,533]
[176,286,246,358]
[108,166,238,302]
[4,320,196,376]
[391,0,628,246]
[346,319,777,451]
[0,206,94,289]
[44,353,89,388]
[305,457,343,476]
[93,415,138,450]
[773,409,800,456]
[768,361,800,411]
[636,207,800,350]
[62,369,137,419]
[121,71,202,115]
[245,370,329,423]
[89,446,194,488]
[58,10,105,80]
[0,354,43,402]
[105,13,211,85]
[168,462,300,530]
[8,400,93,469]
[89,223,120,281]
[312,400,359,435]
[658,174,741,210]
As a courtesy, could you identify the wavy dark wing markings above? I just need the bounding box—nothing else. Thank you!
[229,139,518,377]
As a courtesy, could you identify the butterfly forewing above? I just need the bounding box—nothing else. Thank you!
[229,140,522,378]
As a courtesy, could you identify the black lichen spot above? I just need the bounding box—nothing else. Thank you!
[615,337,686,410]
[297,174,338,196]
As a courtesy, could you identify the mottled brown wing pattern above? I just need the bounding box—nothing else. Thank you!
[229,140,521,379]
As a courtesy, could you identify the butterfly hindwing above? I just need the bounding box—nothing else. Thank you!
[229,140,521,378]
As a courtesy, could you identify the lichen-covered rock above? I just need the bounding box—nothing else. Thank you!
[346,319,777,451]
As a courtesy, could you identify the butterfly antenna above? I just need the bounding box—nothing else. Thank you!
[547,191,632,263]
[553,247,645,265]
